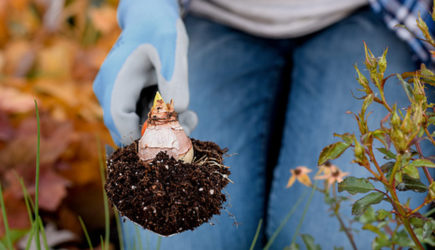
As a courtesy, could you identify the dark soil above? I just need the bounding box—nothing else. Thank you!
[105,139,231,236]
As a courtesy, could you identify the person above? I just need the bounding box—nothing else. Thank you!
[93,0,434,249]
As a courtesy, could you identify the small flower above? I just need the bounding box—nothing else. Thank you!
[287,166,312,188]
[317,161,336,175]
[315,166,349,188]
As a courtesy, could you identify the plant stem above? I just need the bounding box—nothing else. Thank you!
[424,127,435,146]
[422,166,434,184]
[367,145,388,184]
[379,90,393,113]
[414,141,434,184]
[333,209,357,250]
[409,199,430,215]
[387,186,424,249]
[332,183,357,250]
[389,154,402,185]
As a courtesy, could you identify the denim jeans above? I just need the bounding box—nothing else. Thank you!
[121,8,430,249]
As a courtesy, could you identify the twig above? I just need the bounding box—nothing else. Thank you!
[334,209,357,250]
[414,141,434,184]
[333,183,357,250]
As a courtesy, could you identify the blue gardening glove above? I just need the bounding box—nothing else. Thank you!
[93,0,197,146]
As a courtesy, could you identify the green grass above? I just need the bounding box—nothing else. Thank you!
[34,100,41,250]
[97,137,110,250]
[78,216,93,250]
[249,219,263,250]
[113,208,125,250]
[0,184,13,250]
[0,100,122,249]
[290,182,317,245]
[264,189,310,250]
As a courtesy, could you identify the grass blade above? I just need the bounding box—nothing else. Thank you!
[264,189,310,250]
[18,177,34,221]
[36,216,49,250]
[113,208,124,250]
[97,138,110,250]
[0,242,7,250]
[0,184,13,250]
[100,235,105,250]
[249,219,263,250]
[34,100,41,250]
[18,176,36,249]
[78,216,93,250]
[291,182,317,245]
[25,223,36,250]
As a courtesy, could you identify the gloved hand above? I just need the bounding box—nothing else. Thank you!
[93,0,197,146]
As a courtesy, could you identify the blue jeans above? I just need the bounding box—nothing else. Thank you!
[122,8,429,249]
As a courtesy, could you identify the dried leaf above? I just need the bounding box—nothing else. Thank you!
[0,86,35,113]
[35,169,70,211]
[90,6,118,34]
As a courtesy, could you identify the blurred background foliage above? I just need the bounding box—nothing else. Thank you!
[0,0,119,247]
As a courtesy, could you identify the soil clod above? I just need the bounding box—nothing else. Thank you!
[105,139,230,236]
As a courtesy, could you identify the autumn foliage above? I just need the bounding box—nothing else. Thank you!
[0,0,119,246]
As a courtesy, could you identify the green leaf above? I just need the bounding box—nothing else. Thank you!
[408,159,435,168]
[353,140,367,164]
[417,13,435,45]
[301,234,321,250]
[318,141,351,166]
[358,206,376,224]
[423,218,435,239]
[397,74,415,102]
[285,242,300,250]
[0,228,29,245]
[378,48,388,75]
[338,177,375,195]
[428,115,435,125]
[333,133,355,145]
[352,192,384,216]
[376,209,391,221]
[380,162,395,174]
[334,247,344,250]
[372,234,392,250]
[392,230,413,247]
[402,165,420,179]
[362,223,382,235]
[410,217,424,228]
[376,147,395,160]
[361,94,374,116]
[372,130,388,148]
[396,174,427,193]
[354,65,370,94]
[430,182,435,198]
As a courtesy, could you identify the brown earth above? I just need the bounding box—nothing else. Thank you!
[105,139,231,236]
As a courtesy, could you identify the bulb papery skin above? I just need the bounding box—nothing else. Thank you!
[138,118,193,164]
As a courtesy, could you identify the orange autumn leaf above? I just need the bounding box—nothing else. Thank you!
[0,0,118,246]
[90,5,118,34]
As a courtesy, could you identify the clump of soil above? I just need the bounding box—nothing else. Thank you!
[105,139,231,236]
